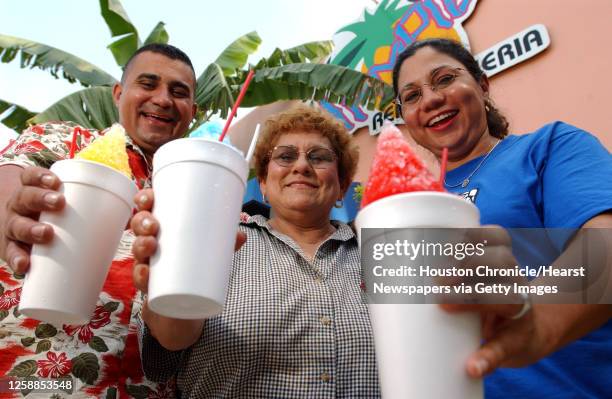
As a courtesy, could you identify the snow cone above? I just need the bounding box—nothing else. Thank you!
[355,123,482,399]
[19,124,137,325]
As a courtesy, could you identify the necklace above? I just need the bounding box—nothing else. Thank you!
[444,139,501,188]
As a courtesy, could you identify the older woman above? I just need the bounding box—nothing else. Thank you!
[393,38,612,398]
[130,104,380,397]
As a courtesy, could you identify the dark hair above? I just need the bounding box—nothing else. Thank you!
[392,38,509,138]
[121,43,196,85]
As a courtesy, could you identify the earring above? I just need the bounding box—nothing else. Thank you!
[262,193,270,205]
[334,199,344,208]
[484,99,491,112]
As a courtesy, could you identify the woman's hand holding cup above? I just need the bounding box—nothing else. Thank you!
[130,189,247,294]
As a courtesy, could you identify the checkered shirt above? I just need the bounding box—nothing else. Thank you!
[138,214,380,398]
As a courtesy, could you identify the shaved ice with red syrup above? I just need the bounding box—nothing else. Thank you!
[361,123,443,207]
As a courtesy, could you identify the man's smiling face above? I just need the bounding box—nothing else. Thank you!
[112,51,197,158]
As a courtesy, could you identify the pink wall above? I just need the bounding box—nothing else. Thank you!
[231,0,611,183]
[350,0,611,182]
[465,0,611,148]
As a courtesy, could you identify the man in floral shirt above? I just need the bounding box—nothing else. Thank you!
[0,43,197,398]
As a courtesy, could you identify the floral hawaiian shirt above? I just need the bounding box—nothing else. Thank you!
[0,122,174,398]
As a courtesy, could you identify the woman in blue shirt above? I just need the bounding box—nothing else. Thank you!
[392,38,612,398]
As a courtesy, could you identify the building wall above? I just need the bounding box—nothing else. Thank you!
[231,0,611,184]
[352,0,611,183]
[465,0,611,148]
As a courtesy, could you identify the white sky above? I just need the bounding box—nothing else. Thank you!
[0,0,376,148]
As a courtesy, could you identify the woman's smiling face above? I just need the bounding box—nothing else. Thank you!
[396,46,490,161]
[260,131,342,216]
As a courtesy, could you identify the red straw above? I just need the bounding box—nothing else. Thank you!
[439,147,448,186]
[69,127,81,159]
[219,69,255,142]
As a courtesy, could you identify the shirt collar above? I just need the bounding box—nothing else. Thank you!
[243,214,356,242]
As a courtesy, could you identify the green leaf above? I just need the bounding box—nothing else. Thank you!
[0,284,3,295]
[106,33,139,68]
[31,86,119,131]
[103,301,120,312]
[244,64,394,109]
[20,337,35,347]
[0,98,37,133]
[213,31,261,76]
[34,323,58,339]
[143,22,169,46]
[12,306,20,318]
[195,63,233,118]
[0,309,8,321]
[197,63,393,119]
[126,385,153,399]
[285,41,333,64]
[99,0,138,37]
[8,360,37,377]
[89,336,109,352]
[13,272,25,279]
[71,353,100,385]
[36,339,52,353]
[99,0,141,66]
[0,34,117,87]
[259,41,333,68]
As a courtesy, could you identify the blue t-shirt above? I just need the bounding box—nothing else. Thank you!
[445,121,612,398]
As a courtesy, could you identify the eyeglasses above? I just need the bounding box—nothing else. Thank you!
[269,145,337,169]
[396,67,464,109]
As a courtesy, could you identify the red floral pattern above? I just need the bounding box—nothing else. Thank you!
[0,122,169,398]
[12,140,45,155]
[0,287,21,310]
[37,351,72,378]
[0,138,16,155]
[63,305,112,343]
[30,125,44,135]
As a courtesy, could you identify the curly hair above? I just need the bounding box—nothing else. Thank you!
[392,38,509,139]
[253,103,359,192]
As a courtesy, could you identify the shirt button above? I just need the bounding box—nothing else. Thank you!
[320,372,331,382]
[314,276,323,283]
[320,316,332,326]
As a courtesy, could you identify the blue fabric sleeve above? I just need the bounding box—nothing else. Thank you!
[541,122,612,228]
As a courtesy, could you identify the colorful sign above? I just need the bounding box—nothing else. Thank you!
[322,0,478,135]
[324,1,551,136]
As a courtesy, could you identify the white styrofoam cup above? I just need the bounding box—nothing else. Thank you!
[19,159,136,325]
[355,191,483,399]
[148,138,248,319]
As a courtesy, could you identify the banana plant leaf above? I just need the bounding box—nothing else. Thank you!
[258,41,334,68]
[197,63,394,119]
[195,63,233,117]
[0,34,117,87]
[0,98,37,133]
[143,22,169,46]
[213,31,262,76]
[100,0,141,67]
[30,87,119,131]
[244,64,394,109]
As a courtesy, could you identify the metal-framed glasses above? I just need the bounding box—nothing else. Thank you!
[269,145,337,169]
[396,67,465,109]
